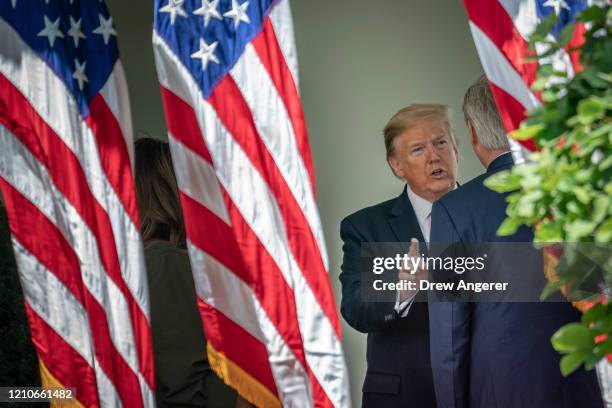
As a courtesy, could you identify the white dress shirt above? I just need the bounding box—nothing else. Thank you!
[394,184,433,317]
[407,185,433,244]
[394,182,458,316]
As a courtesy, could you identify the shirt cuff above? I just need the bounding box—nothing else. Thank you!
[394,289,418,317]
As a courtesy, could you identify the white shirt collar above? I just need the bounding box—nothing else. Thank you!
[405,184,433,227]
[405,183,458,241]
[490,151,512,166]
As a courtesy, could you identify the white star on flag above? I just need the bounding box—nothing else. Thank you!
[72,59,88,90]
[159,0,188,25]
[193,0,221,27]
[190,38,220,70]
[542,0,570,15]
[223,0,250,29]
[92,14,117,45]
[67,16,86,47]
[37,15,64,47]
[10,0,17,8]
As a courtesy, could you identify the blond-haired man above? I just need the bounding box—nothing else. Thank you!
[340,104,458,407]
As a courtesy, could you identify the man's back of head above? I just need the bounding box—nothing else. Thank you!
[463,76,511,168]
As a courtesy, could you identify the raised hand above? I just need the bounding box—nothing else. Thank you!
[398,238,427,302]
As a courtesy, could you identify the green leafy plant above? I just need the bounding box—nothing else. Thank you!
[484,4,612,375]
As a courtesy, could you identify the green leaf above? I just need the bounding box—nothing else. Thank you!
[574,187,592,204]
[538,63,555,77]
[590,123,612,137]
[484,170,520,193]
[558,23,576,47]
[577,5,605,23]
[517,201,536,218]
[542,90,558,102]
[552,323,594,352]
[533,15,557,40]
[575,169,593,183]
[582,68,610,89]
[542,173,560,192]
[539,108,564,122]
[593,311,612,334]
[536,221,563,242]
[558,177,576,192]
[560,350,588,376]
[521,189,544,204]
[582,303,609,324]
[540,280,562,300]
[584,351,600,370]
[600,155,612,171]
[511,124,544,141]
[595,219,612,242]
[532,76,549,91]
[594,340,612,357]
[565,220,597,240]
[597,72,612,84]
[567,201,584,216]
[497,217,521,236]
[592,196,609,223]
[577,97,606,123]
[521,175,544,190]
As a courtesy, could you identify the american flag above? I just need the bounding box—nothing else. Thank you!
[464,0,588,153]
[0,1,154,407]
[152,0,350,406]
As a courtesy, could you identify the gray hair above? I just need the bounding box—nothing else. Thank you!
[462,76,510,151]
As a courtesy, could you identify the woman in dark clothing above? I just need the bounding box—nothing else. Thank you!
[0,200,42,392]
[135,138,247,408]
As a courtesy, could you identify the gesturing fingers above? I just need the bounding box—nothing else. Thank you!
[407,237,420,258]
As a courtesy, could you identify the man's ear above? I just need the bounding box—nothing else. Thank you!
[387,155,402,179]
[454,145,459,165]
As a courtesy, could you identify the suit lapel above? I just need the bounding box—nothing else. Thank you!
[388,185,425,244]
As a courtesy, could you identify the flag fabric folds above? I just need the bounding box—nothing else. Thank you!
[463,0,587,151]
[0,1,154,407]
[152,0,350,406]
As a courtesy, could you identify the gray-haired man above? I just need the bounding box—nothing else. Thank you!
[427,76,602,408]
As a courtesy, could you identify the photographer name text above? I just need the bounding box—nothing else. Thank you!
[373,279,509,293]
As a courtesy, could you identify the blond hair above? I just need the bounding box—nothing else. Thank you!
[383,104,456,158]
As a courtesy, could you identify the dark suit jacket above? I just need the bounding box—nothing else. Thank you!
[428,152,602,408]
[144,240,238,408]
[340,187,436,408]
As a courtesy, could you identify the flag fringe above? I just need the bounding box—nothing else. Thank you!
[38,358,84,408]
[207,342,281,408]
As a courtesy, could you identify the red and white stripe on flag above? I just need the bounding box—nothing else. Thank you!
[0,2,155,407]
[463,0,586,152]
[152,0,350,407]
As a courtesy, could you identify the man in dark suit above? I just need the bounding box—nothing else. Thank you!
[340,104,459,407]
[428,76,602,408]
